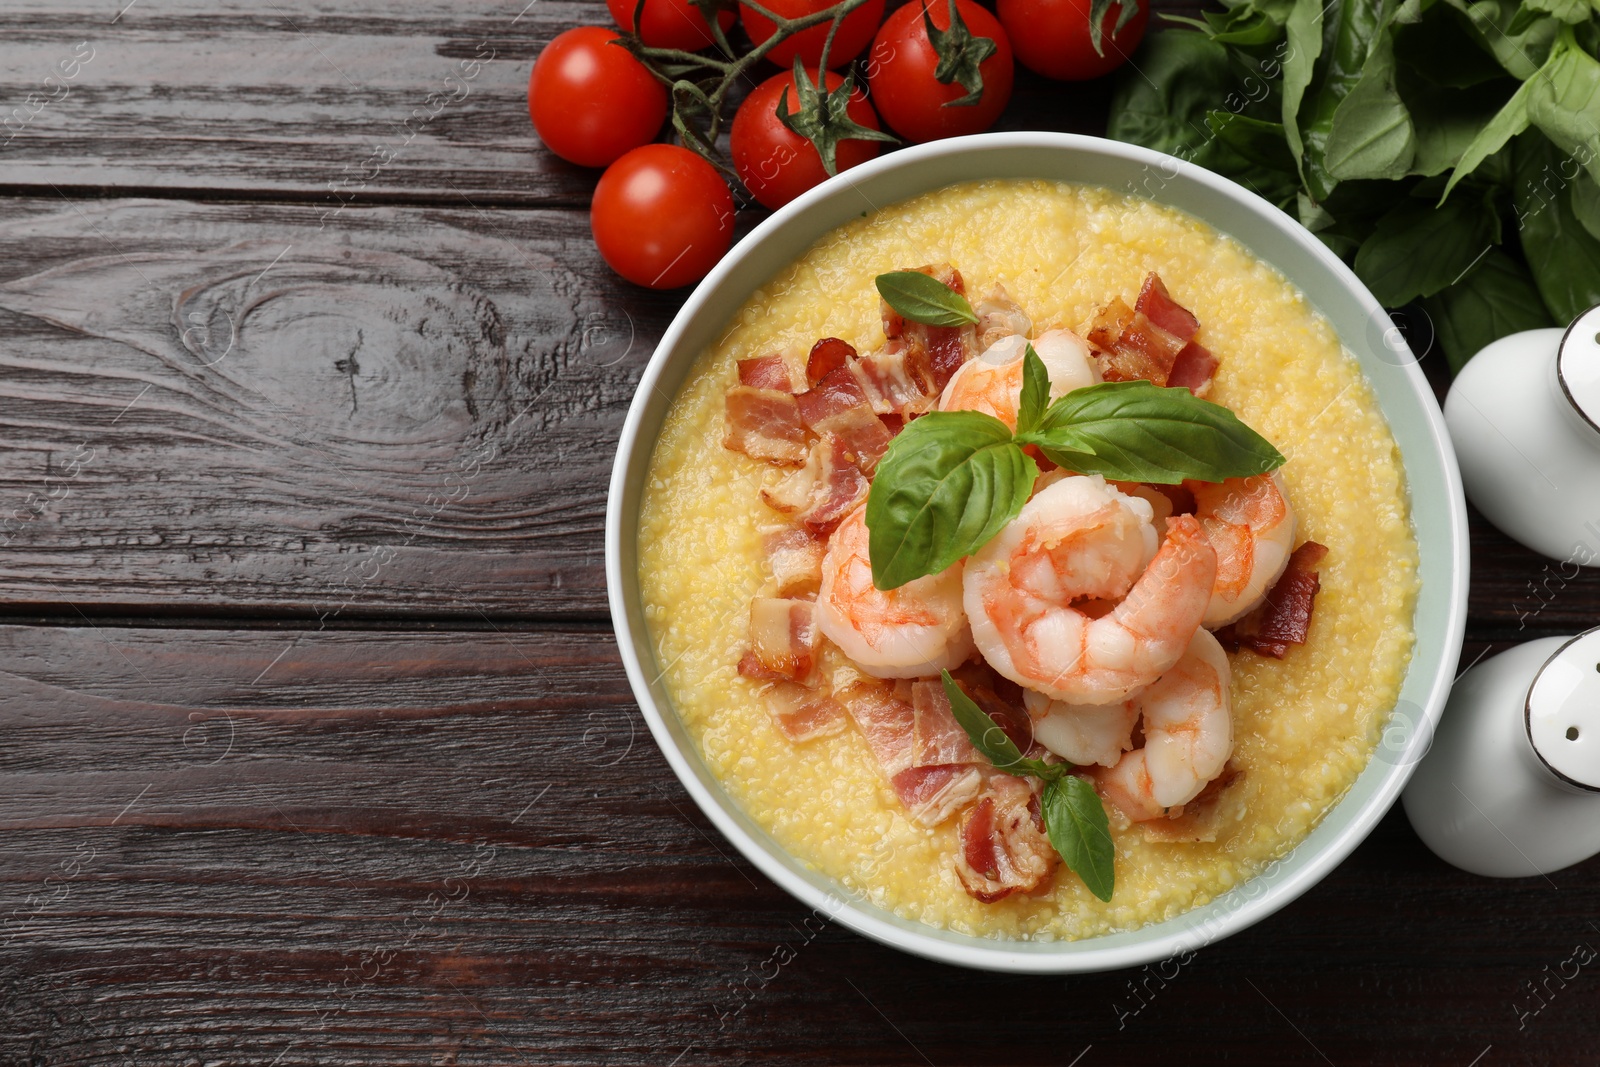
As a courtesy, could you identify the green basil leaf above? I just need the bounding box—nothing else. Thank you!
[1525,0,1592,25]
[1394,5,1517,88]
[1281,0,1325,168]
[1107,32,1242,167]
[1206,111,1298,172]
[1573,177,1600,242]
[874,270,979,327]
[1322,22,1416,182]
[1444,0,1561,79]
[1440,59,1537,200]
[1300,0,1392,200]
[1354,195,1500,305]
[940,670,1059,778]
[1525,35,1600,188]
[1017,381,1286,485]
[1042,775,1116,903]
[1397,64,1520,177]
[1015,344,1049,436]
[1421,249,1555,373]
[866,411,1034,590]
[1515,131,1600,324]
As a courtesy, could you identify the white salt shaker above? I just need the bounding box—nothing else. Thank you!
[1404,629,1600,876]
[1444,304,1600,565]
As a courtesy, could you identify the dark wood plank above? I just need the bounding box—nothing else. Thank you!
[0,624,1597,1066]
[0,0,1198,208]
[0,196,685,620]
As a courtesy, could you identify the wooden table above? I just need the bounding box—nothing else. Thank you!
[1,3,1596,1064]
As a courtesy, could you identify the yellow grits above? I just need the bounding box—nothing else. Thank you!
[637,179,1418,940]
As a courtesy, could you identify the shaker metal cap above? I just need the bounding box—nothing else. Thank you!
[1557,304,1600,434]
[1527,627,1600,792]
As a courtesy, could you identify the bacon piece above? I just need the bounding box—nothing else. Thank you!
[1134,273,1199,342]
[811,403,893,475]
[954,775,1059,903]
[1087,297,1188,388]
[891,764,983,826]
[738,354,796,392]
[1215,541,1328,657]
[806,337,856,385]
[761,682,847,743]
[946,664,1038,758]
[795,365,871,429]
[765,528,824,596]
[1167,341,1219,396]
[797,437,869,536]
[855,342,940,415]
[741,597,818,683]
[879,263,976,390]
[842,682,916,779]
[724,386,808,465]
[910,680,985,768]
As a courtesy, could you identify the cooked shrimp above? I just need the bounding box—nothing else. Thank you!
[974,285,1032,350]
[1093,628,1233,820]
[816,503,975,679]
[937,328,1098,430]
[1190,472,1295,628]
[964,475,1218,705]
[1023,688,1139,768]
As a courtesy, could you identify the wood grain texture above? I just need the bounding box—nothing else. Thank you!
[1,625,1596,1067]
[0,196,687,619]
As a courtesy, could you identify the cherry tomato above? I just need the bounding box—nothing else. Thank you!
[996,0,1147,81]
[607,0,738,51]
[740,0,887,68]
[529,27,667,168]
[730,68,885,209]
[592,144,735,289]
[867,0,1014,143]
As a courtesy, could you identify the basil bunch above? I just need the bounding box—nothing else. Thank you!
[865,344,1284,590]
[941,672,1116,901]
[1107,2,1600,372]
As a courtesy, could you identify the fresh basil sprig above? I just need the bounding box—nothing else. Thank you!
[875,270,979,327]
[866,346,1284,589]
[941,671,1116,902]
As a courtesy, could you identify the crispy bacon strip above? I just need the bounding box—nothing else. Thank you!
[738,355,796,392]
[891,764,983,827]
[797,437,869,536]
[764,528,824,596]
[1089,273,1215,392]
[739,597,818,683]
[954,775,1059,903]
[806,337,856,385]
[910,680,985,768]
[795,366,871,428]
[854,342,940,415]
[1215,541,1329,657]
[761,682,847,743]
[842,683,916,779]
[808,402,893,475]
[724,386,808,465]
[1135,273,1199,342]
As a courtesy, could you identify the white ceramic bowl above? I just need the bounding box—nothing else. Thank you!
[606,132,1469,973]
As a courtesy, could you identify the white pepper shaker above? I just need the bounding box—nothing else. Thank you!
[1444,304,1600,565]
[1404,629,1600,877]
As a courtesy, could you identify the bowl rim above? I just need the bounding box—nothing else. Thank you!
[605,130,1470,973]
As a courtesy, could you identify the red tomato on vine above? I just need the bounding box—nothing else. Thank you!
[740,0,887,68]
[591,144,735,289]
[866,0,1014,143]
[607,0,737,50]
[731,66,890,209]
[996,0,1147,81]
[528,27,667,168]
